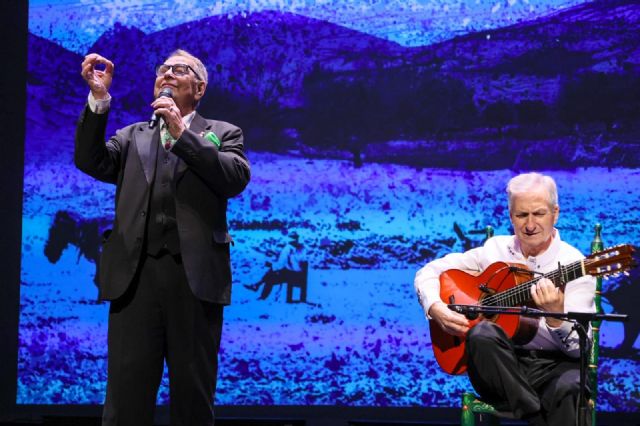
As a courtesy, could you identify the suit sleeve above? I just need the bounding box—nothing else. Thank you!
[74,105,124,184]
[171,122,250,198]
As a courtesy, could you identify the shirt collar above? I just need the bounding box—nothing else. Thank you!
[509,228,562,269]
[182,111,196,128]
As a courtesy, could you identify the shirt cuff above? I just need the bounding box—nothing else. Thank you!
[87,92,112,114]
[415,279,441,319]
[546,319,574,342]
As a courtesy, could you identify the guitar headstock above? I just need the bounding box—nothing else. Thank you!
[585,244,636,278]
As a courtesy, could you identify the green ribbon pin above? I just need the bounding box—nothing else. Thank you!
[204,131,221,149]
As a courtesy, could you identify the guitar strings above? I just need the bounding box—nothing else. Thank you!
[484,262,582,306]
[473,247,627,308]
[479,260,586,307]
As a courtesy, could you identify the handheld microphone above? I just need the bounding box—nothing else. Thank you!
[149,88,173,129]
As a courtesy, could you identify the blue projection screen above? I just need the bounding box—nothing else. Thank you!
[20,0,640,412]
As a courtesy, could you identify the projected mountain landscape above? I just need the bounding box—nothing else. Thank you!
[19,0,640,411]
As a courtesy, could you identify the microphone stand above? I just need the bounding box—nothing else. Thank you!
[448,304,628,426]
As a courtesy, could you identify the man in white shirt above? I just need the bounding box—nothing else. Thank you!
[415,172,595,425]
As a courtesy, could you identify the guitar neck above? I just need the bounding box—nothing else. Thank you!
[487,259,585,307]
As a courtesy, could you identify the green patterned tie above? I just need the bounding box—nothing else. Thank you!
[160,124,175,151]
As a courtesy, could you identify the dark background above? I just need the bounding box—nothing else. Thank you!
[0,0,27,422]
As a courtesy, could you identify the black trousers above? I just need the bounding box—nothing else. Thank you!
[466,321,589,426]
[102,253,224,426]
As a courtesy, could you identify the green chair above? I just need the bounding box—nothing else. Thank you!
[460,224,604,426]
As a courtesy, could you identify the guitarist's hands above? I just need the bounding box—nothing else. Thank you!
[531,277,565,327]
[429,301,470,337]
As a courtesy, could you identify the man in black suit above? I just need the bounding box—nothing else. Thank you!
[75,49,250,426]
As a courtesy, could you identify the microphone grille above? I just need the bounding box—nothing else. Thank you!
[159,88,173,98]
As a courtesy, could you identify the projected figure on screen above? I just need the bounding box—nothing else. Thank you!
[453,222,494,252]
[75,50,250,426]
[245,231,308,303]
[44,210,110,286]
[415,172,596,426]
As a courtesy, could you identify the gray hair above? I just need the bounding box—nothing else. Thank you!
[167,49,208,84]
[506,172,558,211]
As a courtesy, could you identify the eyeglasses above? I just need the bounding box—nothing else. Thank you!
[155,63,203,81]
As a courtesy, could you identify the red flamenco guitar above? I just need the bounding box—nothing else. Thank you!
[430,244,635,375]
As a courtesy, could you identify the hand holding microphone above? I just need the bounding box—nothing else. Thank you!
[149,88,174,129]
[150,88,187,140]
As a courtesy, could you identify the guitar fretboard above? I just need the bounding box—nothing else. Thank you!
[481,259,585,307]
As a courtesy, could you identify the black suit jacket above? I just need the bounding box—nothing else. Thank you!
[74,106,250,304]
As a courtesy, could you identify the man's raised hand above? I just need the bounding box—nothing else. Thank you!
[81,53,114,100]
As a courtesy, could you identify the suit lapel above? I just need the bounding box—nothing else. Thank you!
[189,112,209,135]
[135,124,160,184]
[175,113,211,178]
